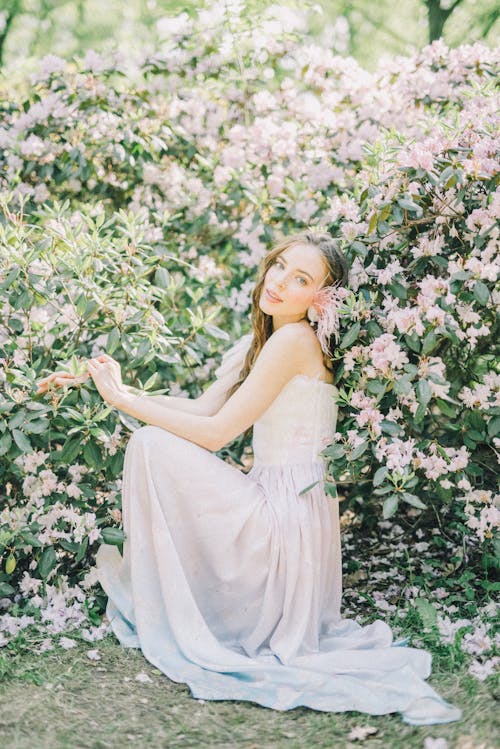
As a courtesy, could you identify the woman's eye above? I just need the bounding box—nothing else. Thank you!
[297,277,307,286]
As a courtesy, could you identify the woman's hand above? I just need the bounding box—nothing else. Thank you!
[36,370,89,394]
[86,353,126,408]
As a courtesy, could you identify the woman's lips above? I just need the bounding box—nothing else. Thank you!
[264,288,283,303]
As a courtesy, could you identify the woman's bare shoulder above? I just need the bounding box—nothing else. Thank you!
[270,321,332,379]
[269,320,319,348]
[267,321,320,361]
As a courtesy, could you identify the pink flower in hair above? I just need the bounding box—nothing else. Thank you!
[308,283,350,356]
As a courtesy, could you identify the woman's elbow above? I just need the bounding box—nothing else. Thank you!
[205,418,235,452]
[207,433,228,452]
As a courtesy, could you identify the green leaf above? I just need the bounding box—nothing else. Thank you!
[366,379,386,396]
[107,327,121,355]
[367,212,378,235]
[422,330,437,355]
[373,485,395,496]
[340,322,361,349]
[401,492,427,510]
[135,339,151,360]
[75,293,88,316]
[487,416,500,439]
[117,411,142,431]
[0,265,20,290]
[393,376,412,396]
[373,466,388,487]
[20,531,43,548]
[154,267,171,289]
[350,441,368,460]
[100,527,126,545]
[414,597,438,628]
[416,378,432,408]
[59,539,80,553]
[439,165,454,183]
[404,332,421,353]
[323,444,345,460]
[204,324,230,341]
[388,279,407,300]
[473,281,489,306]
[398,198,423,215]
[12,429,33,453]
[38,546,57,578]
[8,410,26,429]
[5,553,16,574]
[381,420,403,436]
[75,537,89,563]
[468,409,484,431]
[467,429,484,441]
[298,480,320,495]
[413,403,427,423]
[24,418,51,434]
[0,431,12,456]
[382,494,399,519]
[450,271,472,284]
[60,438,83,464]
[436,398,458,417]
[0,581,16,596]
[324,481,338,499]
[142,372,161,391]
[83,441,102,469]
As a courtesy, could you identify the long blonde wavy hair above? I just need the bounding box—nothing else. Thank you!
[226,229,350,405]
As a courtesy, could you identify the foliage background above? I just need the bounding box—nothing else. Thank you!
[0,0,499,70]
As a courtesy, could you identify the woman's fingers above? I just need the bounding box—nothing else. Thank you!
[96,353,117,366]
[37,372,73,386]
[36,371,78,393]
[36,358,112,395]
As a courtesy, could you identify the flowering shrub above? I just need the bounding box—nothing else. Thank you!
[321,123,499,545]
[0,3,498,652]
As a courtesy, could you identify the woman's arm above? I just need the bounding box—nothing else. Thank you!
[120,332,253,416]
[111,323,316,451]
[121,371,239,417]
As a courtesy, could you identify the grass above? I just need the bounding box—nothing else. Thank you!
[0,503,497,749]
[0,633,497,749]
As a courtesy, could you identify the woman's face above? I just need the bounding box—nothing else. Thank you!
[259,242,328,325]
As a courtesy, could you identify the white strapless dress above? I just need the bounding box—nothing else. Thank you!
[95,333,462,725]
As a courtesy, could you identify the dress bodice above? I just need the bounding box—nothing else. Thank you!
[214,333,339,467]
[252,374,338,466]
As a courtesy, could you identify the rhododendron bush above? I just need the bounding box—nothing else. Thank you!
[0,4,498,652]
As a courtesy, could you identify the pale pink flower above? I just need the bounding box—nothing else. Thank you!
[59,636,78,649]
[66,483,83,499]
[468,656,499,682]
[461,624,493,656]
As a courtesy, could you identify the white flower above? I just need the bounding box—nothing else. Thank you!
[59,636,77,649]
[36,638,54,653]
[348,725,378,740]
[135,672,153,683]
[468,656,499,682]
[86,649,101,661]
[424,739,448,749]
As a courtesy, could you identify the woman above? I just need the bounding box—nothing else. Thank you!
[36,229,462,725]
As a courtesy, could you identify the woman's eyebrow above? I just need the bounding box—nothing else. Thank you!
[279,256,314,281]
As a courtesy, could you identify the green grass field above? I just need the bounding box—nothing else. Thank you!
[0,633,497,749]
